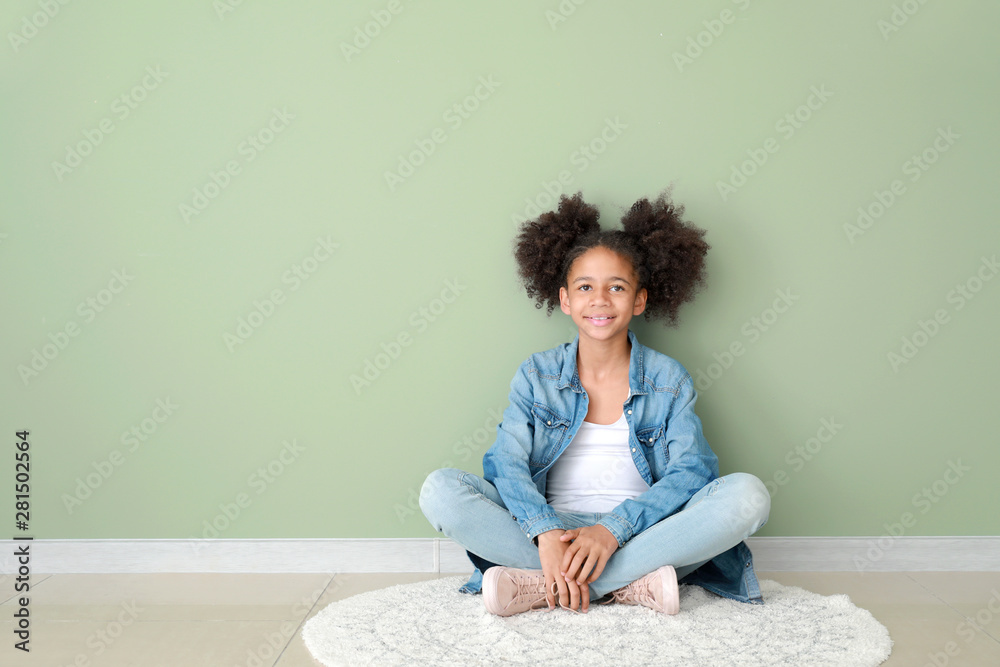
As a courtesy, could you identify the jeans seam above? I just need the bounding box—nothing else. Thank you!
[681,477,723,514]
[457,472,508,513]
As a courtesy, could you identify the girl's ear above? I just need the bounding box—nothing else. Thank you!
[559,285,571,315]
[633,287,648,316]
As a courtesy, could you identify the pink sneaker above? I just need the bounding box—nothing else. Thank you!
[608,565,680,614]
[483,566,583,616]
[483,567,558,617]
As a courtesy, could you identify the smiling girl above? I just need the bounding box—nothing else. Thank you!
[420,190,770,616]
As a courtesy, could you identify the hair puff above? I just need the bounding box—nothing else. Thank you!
[512,192,601,315]
[512,188,709,326]
[619,187,710,326]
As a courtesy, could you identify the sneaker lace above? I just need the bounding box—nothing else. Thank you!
[513,573,549,610]
[611,578,655,606]
[516,577,585,614]
[559,592,584,613]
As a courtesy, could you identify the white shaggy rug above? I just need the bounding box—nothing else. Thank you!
[301,576,892,666]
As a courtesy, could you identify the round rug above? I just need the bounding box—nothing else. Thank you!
[301,576,892,666]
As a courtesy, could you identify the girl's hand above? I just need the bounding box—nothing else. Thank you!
[559,524,619,586]
[537,530,588,612]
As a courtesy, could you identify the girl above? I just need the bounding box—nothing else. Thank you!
[420,190,770,616]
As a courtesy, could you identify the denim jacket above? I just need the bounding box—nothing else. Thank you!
[460,328,763,605]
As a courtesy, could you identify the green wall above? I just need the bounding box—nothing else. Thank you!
[3,1,998,541]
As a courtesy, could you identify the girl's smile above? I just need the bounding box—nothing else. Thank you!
[559,246,647,341]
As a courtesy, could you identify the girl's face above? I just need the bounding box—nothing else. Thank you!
[559,246,647,341]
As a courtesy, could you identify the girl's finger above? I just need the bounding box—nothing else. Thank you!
[587,557,609,583]
[565,550,588,582]
[560,544,579,573]
[561,548,584,577]
[566,578,580,611]
[576,555,596,584]
[555,576,572,610]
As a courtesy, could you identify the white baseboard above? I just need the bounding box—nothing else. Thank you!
[1,537,998,575]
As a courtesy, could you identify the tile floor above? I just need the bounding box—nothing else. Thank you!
[1,571,998,666]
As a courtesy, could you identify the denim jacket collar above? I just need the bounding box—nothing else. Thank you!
[559,329,648,398]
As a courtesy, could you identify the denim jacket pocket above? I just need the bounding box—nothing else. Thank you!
[636,424,669,470]
[530,403,572,467]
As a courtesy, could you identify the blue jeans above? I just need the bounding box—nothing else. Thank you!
[420,468,769,598]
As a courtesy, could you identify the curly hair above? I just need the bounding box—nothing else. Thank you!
[512,189,710,327]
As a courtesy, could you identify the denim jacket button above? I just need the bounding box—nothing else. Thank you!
[627,409,632,414]
[547,420,552,425]
[631,447,636,452]
[648,437,654,442]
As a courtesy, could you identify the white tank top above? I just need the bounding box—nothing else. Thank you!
[545,407,650,513]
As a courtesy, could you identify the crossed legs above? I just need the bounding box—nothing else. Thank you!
[419,468,769,598]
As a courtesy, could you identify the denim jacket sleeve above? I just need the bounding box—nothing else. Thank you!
[481,360,565,543]
[597,373,719,545]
